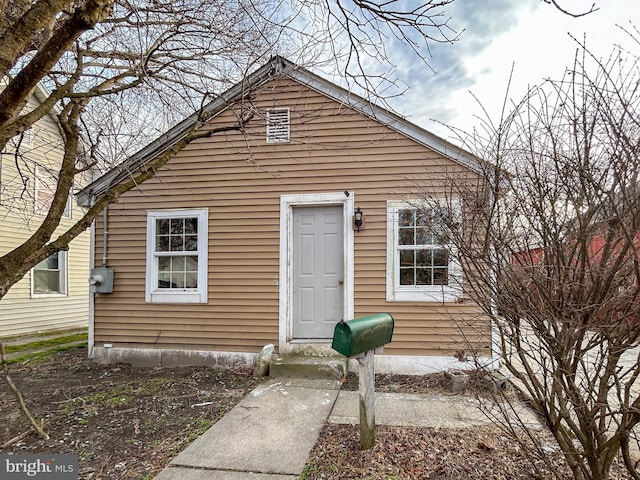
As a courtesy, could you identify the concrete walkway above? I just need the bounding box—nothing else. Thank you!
[154,378,340,480]
[153,378,539,479]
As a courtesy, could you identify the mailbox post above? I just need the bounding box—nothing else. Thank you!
[331,313,394,449]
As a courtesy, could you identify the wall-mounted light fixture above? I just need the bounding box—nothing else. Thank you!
[353,206,365,232]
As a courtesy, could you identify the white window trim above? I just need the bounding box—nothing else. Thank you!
[34,165,53,215]
[386,200,462,302]
[145,208,208,304]
[31,250,68,297]
[33,165,72,218]
[22,128,34,148]
[266,108,290,144]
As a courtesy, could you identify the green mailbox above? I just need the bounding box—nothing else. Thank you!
[331,313,394,358]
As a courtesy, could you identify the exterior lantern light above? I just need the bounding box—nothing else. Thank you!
[353,206,364,232]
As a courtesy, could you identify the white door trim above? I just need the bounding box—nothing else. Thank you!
[279,192,354,354]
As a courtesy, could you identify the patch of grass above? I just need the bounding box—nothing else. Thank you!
[78,451,93,461]
[2,343,87,364]
[297,463,319,479]
[84,391,130,407]
[58,384,132,417]
[133,377,169,395]
[184,417,212,444]
[4,333,88,354]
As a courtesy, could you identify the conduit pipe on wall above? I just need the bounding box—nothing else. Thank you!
[101,206,108,267]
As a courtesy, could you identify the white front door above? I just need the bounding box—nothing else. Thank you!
[292,205,344,339]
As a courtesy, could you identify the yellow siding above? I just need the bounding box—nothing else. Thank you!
[0,93,91,337]
[93,78,490,357]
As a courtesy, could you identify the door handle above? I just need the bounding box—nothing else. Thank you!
[338,280,344,285]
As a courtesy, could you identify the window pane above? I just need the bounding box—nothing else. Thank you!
[184,218,198,234]
[398,228,414,246]
[185,271,198,289]
[433,249,449,267]
[158,257,171,273]
[400,268,415,285]
[415,228,435,246]
[399,209,414,227]
[415,268,432,285]
[185,256,198,271]
[36,252,59,270]
[36,175,55,212]
[415,249,431,267]
[415,211,430,226]
[157,256,198,289]
[400,250,414,267]
[171,271,185,288]
[33,252,62,294]
[172,256,185,271]
[34,270,60,293]
[170,235,184,251]
[433,267,449,285]
[185,235,198,251]
[156,219,169,235]
[156,235,169,252]
[158,274,173,289]
[170,218,184,234]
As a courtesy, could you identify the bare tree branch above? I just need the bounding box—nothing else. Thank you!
[426,32,640,480]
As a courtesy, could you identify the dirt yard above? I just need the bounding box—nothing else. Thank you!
[0,347,261,479]
[1,347,632,480]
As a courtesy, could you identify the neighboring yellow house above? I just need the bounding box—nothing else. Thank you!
[0,83,91,337]
[78,57,495,374]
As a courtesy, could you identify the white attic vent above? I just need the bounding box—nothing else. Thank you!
[266,108,290,144]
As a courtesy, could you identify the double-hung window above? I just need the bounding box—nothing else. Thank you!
[32,251,67,296]
[387,201,461,302]
[146,209,208,303]
[35,166,72,218]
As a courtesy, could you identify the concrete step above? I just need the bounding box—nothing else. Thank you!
[270,355,348,381]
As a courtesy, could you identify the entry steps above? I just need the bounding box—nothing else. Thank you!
[270,354,348,381]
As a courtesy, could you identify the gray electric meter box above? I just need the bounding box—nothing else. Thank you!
[90,267,114,293]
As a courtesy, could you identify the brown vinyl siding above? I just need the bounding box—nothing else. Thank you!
[93,77,490,357]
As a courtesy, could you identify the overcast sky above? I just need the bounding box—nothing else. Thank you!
[385,0,640,142]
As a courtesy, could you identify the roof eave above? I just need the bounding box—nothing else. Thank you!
[77,56,482,206]
[77,57,290,206]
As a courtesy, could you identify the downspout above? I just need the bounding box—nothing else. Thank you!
[87,196,97,358]
[88,200,109,358]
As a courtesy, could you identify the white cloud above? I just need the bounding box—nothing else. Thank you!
[388,0,640,142]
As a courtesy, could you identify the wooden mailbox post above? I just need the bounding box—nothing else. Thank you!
[331,313,394,449]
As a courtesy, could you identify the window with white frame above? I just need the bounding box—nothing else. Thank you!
[266,108,290,143]
[386,201,461,302]
[32,251,67,295]
[146,209,208,303]
[35,166,72,218]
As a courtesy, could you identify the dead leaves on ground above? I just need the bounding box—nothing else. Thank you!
[305,424,568,480]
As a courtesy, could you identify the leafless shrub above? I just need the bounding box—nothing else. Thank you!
[420,29,640,480]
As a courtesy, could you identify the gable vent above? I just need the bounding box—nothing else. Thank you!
[266,108,290,144]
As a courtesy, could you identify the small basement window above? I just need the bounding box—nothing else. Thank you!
[266,108,290,144]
